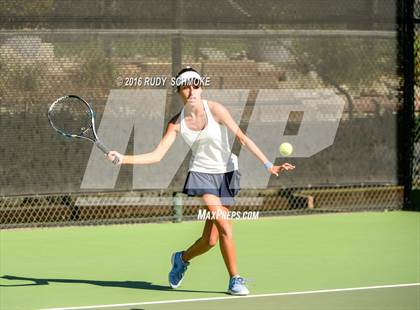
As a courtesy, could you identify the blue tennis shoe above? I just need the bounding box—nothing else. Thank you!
[228,275,249,295]
[168,251,189,288]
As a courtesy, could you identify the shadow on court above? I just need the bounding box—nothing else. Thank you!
[0,275,225,294]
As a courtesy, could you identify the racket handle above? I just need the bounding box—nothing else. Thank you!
[95,141,110,154]
[95,141,120,164]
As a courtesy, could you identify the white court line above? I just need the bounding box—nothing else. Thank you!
[42,282,420,310]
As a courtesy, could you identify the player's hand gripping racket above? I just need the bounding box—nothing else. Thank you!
[48,95,120,164]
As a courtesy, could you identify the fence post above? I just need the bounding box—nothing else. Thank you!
[401,0,416,211]
[173,192,183,222]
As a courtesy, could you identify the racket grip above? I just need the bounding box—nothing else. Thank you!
[95,141,110,154]
[95,141,120,164]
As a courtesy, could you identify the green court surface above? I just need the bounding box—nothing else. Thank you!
[0,211,419,310]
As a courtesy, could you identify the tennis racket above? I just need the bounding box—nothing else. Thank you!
[47,95,119,164]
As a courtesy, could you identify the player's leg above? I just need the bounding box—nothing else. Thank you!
[182,219,219,262]
[169,218,219,288]
[202,193,249,295]
[202,193,238,277]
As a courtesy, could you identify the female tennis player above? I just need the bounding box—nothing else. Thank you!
[107,67,295,295]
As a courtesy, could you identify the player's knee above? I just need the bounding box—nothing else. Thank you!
[202,233,218,248]
[207,235,218,247]
[215,221,232,239]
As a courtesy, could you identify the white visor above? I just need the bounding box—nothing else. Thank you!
[175,71,202,87]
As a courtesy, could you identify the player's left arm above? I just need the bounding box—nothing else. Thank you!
[209,101,295,176]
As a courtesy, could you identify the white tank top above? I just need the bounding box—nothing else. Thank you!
[180,100,238,173]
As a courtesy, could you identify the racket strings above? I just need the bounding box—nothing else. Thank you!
[49,97,93,136]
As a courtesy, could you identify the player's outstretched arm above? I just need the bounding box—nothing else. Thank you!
[107,115,179,165]
[209,101,295,176]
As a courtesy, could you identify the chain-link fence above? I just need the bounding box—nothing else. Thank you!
[413,2,420,192]
[414,115,420,189]
[412,0,420,209]
[0,0,414,228]
[0,186,404,229]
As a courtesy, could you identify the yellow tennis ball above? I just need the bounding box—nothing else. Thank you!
[279,142,293,156]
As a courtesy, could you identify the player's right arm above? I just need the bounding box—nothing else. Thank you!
[107,114,180,165]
